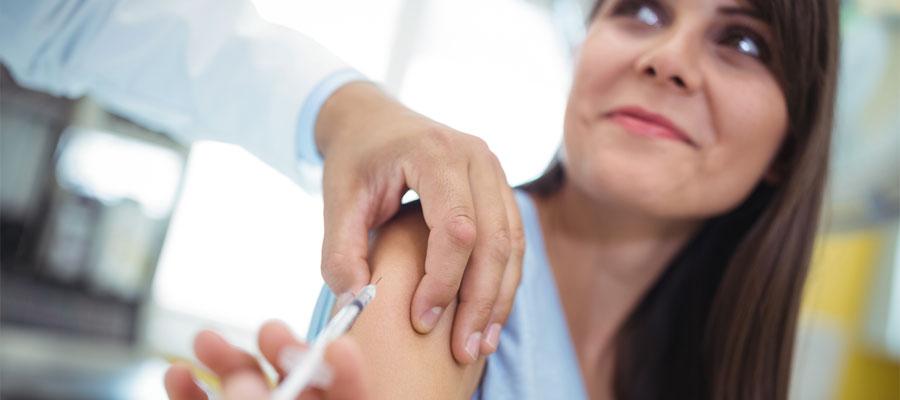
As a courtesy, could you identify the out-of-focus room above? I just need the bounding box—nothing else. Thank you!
[0,0,897,398]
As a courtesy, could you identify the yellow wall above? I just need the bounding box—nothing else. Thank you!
[802,227,900,399]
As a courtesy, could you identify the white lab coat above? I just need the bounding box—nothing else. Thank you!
[0,0,359,188]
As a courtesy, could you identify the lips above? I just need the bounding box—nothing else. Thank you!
[606,106,695,147]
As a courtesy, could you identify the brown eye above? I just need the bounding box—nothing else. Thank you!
[721,28,770,62]
[635,4,662,27]
[612,0,667,28]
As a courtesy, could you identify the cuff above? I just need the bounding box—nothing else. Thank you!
[295,68,367,167]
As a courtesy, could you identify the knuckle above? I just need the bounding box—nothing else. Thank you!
[468,136,490,153]
[462,297,494,321]
[487,228,512,265]
[489,151,502,167]
[423,127,456,149]
[445,213,477,249]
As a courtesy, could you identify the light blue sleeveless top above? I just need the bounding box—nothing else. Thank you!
[307,191,588,399]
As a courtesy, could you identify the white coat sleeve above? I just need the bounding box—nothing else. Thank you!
[0,0,365,188]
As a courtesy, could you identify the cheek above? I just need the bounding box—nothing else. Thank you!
[696,76,788,213]
[569,25,642,109]
[563,27,662,190]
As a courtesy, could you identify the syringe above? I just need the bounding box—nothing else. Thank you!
[270,281,377,400]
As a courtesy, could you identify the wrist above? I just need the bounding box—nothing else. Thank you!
[315,81,402,159]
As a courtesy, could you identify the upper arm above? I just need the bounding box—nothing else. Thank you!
[342,204,485,399]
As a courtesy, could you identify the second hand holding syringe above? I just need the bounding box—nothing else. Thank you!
[270,280,378,400]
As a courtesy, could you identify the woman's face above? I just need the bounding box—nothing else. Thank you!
[563,0,787,219]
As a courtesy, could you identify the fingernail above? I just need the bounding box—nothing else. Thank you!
[419,306,443,332]
[484,323,501,351]
[466,332,482,361]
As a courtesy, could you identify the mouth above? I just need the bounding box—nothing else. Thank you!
[605,106,696,147]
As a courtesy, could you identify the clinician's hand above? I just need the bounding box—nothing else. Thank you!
[315,82,524,364]
[164,321,368,400]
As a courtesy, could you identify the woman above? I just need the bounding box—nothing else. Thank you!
[165,0,839,398]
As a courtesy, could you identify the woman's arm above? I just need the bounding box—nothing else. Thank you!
[165,204,493,399]
[344,204,486,399]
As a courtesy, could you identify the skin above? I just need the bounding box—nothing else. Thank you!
[166,0,789,398]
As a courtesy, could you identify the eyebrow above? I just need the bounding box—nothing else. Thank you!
[717,6,765,23]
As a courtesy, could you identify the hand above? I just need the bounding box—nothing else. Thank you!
[164,320,368,400]
[315,82,525,364]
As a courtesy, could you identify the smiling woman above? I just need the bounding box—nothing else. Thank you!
[523,0,839,398]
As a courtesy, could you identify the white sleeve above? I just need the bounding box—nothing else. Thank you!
[0,0,364,188]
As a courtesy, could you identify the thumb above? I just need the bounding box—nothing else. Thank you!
[321,182,373,295]
[222,370,270,400]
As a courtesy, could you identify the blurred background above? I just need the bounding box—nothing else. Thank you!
[0,0,897,398]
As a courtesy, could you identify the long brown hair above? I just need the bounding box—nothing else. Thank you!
[522,0,840,398]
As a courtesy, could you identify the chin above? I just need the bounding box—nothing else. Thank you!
[563,131,754,221]
[566,158,724,221]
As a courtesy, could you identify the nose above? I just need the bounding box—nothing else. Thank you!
[634,31,703,93]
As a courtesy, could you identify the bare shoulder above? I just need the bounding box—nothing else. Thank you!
[344,203,486,399]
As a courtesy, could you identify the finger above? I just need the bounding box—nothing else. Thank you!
[320,174,374,296]
[257,320,308,377]
[451,151,510,363]
[193,330,264,380]
[321,337,369,400]
[164,364,209,400]
[483,163,525,353]
[222,370,271,400]
[405,158,477,335]
[281,337,368,400]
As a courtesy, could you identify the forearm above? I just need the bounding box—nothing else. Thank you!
[0,0,348,186]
